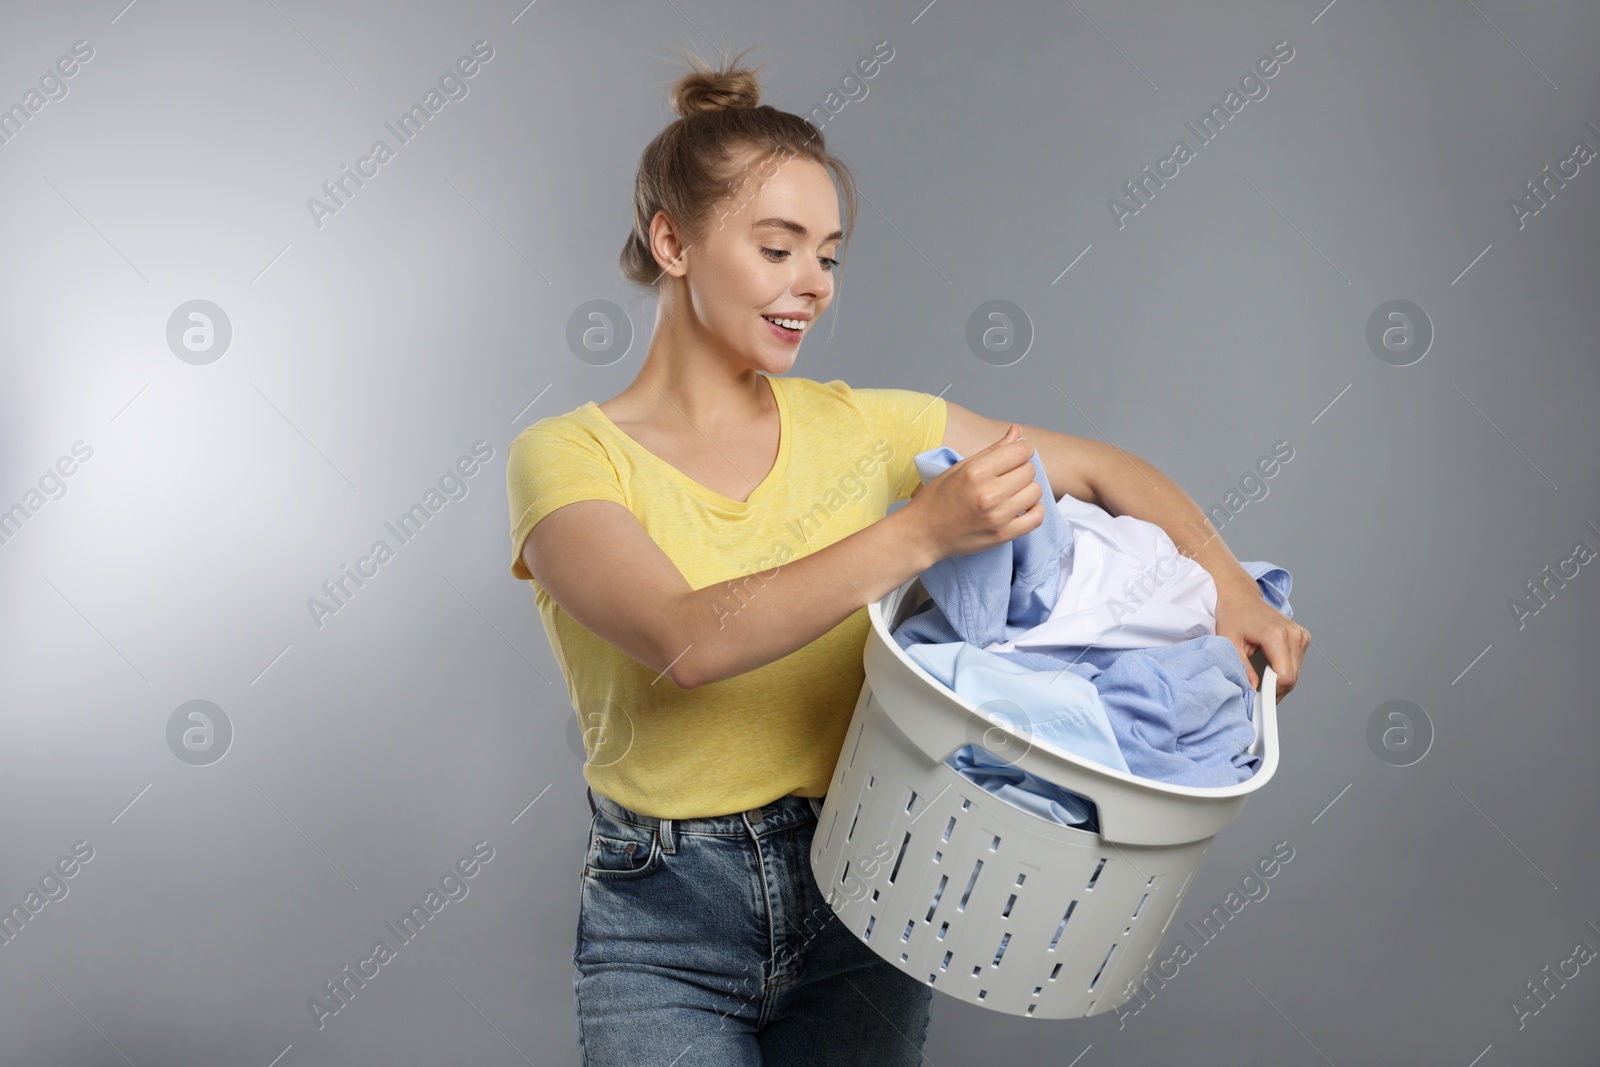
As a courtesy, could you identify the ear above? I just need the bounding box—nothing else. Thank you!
[650,210,690,279]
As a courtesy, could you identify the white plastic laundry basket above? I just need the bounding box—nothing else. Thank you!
[810,574,1281,1020]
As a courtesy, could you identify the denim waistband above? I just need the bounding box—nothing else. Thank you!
[587,786,823,853]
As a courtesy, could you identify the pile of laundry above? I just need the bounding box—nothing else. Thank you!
[890,446,1295,831]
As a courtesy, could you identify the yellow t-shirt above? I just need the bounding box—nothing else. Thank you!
[505,373,947,819]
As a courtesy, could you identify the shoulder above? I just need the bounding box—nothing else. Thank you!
[775,374,852,403]
[508,404,617,470]
[780,375,945,433]
[776,375,933,418]
[511,403,604,448]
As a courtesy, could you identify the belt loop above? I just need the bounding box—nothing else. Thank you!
[586,785,597,816]
[808,796,822,819]
[659,817,675,853]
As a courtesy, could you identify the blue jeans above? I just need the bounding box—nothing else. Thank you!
[573,787,935,1066]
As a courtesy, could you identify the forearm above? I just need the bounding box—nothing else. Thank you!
[669,506,937,689]
[1090,450,1260,598]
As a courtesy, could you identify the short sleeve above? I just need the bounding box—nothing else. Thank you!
[845,385,948,502]
[506,422,629,580]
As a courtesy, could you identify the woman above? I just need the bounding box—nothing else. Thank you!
[506,48,1309,1067]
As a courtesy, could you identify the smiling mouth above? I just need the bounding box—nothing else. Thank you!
[762,315,806,335]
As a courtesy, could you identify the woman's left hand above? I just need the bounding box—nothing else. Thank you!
[1214,581,1311,699]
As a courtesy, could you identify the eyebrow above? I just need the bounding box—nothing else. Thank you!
[752,217,843,243]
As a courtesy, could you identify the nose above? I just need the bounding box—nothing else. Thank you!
[795,256,833,302]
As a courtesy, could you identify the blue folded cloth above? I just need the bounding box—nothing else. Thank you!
[981,641,1261,786]
[903,641,1129,774]
[902,640,1131,830]
[944,743,1104,831]
[908,447,1071,650]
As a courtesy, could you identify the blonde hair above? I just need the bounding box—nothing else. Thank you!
[620,46,859,290]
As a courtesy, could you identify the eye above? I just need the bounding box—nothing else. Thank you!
[762,247,840,272]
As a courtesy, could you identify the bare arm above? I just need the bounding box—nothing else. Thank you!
[940,399,1311,696]
[521,498,938,691]
[940,399,1257,595]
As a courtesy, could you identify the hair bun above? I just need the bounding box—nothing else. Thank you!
[670,50,763,117]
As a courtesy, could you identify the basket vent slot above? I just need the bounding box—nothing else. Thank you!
[957,859,984,911]
[1088,942,1118,991]
[1048,900,1077,951]
[845,718,866,769]
[1086,857,1107,890]
[888,831,911,884]
[992,932,1012,967]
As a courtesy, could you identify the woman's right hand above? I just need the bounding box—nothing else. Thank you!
[904,424,1047,561]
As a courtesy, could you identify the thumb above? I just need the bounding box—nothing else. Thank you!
[983,424,1021,452]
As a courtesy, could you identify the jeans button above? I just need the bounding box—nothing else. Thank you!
[749,805,764,824]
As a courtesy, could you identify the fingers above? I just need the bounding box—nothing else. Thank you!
[1232,637,1259,691]
[972,426,1035,475]
[1261,627,1303,700]
[1000,497,1048,539]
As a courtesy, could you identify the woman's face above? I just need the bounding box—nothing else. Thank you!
[659,148,842,374]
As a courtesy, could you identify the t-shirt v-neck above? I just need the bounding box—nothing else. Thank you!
[582,373,792,511]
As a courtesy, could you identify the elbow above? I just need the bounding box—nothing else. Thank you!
[672,660,717,690]
[670,662,700,690]
[656,615,706,690]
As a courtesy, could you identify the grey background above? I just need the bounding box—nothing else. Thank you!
[1,0,1596,1064]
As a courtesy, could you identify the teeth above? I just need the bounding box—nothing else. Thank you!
[763,316,805,330]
